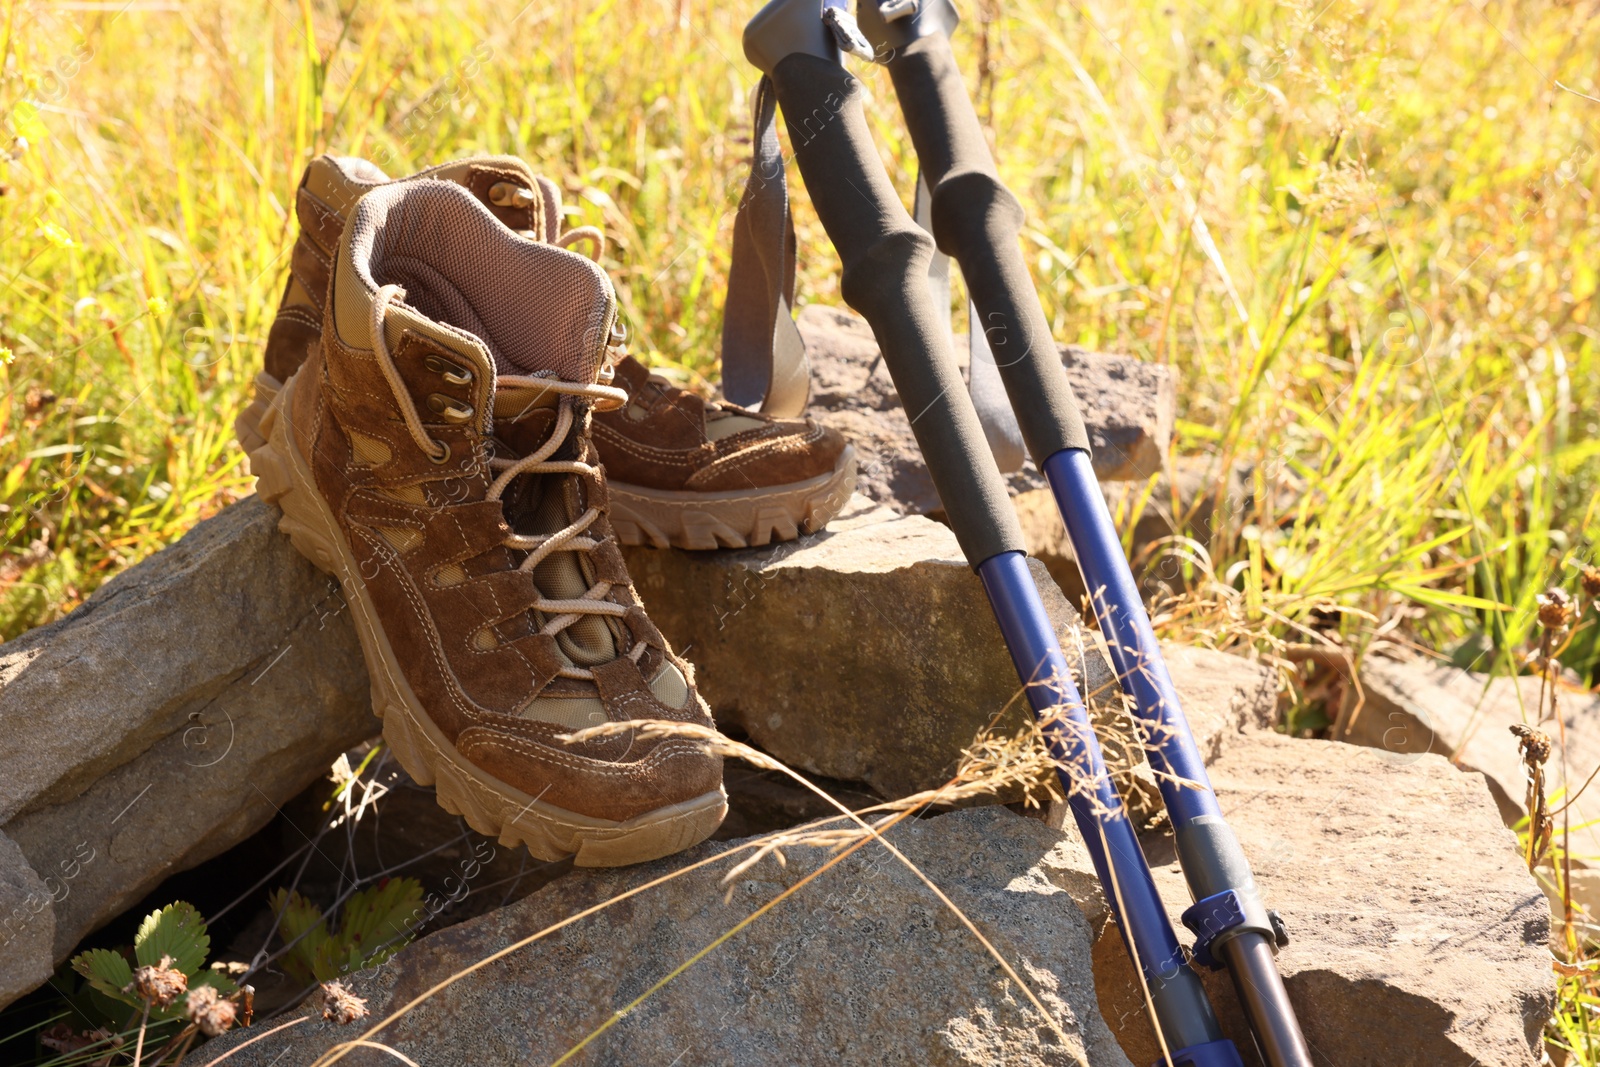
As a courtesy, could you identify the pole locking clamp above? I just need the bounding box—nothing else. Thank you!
[1180,889,1289,971]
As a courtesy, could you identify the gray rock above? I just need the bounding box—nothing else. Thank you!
[1333,656,1600,835]
[0,496,376,991]
[1088,731,1553,1067]
[625,493,1120,801]
[1159,643,1281,744]
[0,829,55,1006]
[202,806,1134,1067]
[799,305,1175,515]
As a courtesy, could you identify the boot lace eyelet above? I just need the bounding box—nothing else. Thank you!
[425,354,474,386]
[426,393,476,423]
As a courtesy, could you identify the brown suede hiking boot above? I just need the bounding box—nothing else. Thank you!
[238,154,856,550]
[594,355,853,549]
[247,178,726,865]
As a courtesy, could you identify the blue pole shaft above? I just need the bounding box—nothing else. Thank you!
[975,551,1228,1053]
[1040,449,1222,826]
[1043,448,1314,1067]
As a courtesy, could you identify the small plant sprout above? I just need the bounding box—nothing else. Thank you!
[67,900,251,1062]
[269,877,425,984]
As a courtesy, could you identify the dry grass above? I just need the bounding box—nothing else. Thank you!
[2,0,1598,1058]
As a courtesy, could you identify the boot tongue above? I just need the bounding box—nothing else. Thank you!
[348,179,615,383]
[491,384,619,668]
[523,481,616,666]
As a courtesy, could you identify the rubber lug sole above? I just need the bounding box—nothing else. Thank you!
[609,447,858,551]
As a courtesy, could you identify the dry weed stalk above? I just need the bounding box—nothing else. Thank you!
[1512,724,1554,872]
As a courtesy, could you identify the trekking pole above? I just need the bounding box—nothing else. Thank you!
[741,3,1245,1063]
[853,3,1313,1064]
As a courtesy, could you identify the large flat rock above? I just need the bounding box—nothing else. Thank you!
[1088,731,1553,1067]
[0,497,375,990]
[626,494,1120,801]
[631,496,1278,814]
[202,806,1134,1067]
[628,505,1277,812]
[799,305,1175,515]
[1042,644,1280,826]
[1334,656,1600,838]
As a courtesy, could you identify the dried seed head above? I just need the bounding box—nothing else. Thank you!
[184,984,237,1037]
[1511,723,1552,766]
[1582,565,1600,600]
[320,981,369,1025]
[124,955,187,1009]
[1538,587,1574,632]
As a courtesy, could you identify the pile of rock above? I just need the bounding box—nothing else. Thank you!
[0,498,374,1006]
[0,308,1564,1066]
[203,666,1553,1067]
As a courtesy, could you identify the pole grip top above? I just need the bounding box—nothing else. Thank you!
[745,0,842,74]
[856,0,961,53]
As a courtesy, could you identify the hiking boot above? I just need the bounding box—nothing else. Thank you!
[593,356,853,549]
[236,154,569,453]
[238,154,856,550]
[246,178,726,865]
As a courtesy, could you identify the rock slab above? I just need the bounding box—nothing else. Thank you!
[203,806,1134,1067]
[1090,731,1553,1067]
[799,305,1175,515]
[1335,656,1600,834]
[625,493,1120,801]
[0,496,375,990]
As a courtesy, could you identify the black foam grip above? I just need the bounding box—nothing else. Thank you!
[886,33,1091,463]
[769,52,1024,567]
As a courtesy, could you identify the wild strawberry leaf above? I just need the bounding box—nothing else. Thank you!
[134,901,209,976]
[71,948,134,1004]
[335,877,424,967]
[269,887,331,986]
[189,969,239,996]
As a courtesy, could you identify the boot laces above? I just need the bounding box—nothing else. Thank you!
[369,283,636,680]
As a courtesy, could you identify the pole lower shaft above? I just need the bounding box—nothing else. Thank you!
[978,552,1227,1052]
[1220,934,1314,1066]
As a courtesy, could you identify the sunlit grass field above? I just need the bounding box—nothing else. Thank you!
[2,0,1597,1056]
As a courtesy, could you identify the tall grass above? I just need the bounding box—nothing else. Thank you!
[1,0,1597,1051]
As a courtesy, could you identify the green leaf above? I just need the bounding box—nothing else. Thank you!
[71,948,134,1004]
[335,877,424,970]
[9,100,48,143]
[310,937,358,983]
[134,901,209,976]
[269,887,331,987]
